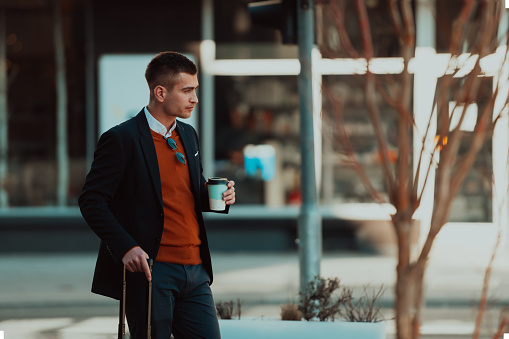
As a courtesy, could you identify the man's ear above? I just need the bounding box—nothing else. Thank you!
[154,85,166,102]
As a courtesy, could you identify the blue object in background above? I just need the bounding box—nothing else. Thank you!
[243,145,276,181]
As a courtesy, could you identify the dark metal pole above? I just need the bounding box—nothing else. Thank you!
[53,0,69,207]
[0,8,8,208]
[85,0,96,170]
[297,0,321,293]
[200,0,215,178]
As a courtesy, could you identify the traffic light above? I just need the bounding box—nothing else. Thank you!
[248,0,297,44]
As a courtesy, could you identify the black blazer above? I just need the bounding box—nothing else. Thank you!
[79,110,226,300]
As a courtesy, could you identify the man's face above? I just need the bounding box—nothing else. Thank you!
[162,72,199,120]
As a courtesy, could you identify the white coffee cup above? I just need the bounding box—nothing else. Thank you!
[207,177,229,211]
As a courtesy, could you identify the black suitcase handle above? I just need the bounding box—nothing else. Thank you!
[118,259,154,339]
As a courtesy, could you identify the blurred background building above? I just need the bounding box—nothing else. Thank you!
[0,0,506,255]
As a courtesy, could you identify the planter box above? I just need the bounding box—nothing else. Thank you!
[219,319,385,339]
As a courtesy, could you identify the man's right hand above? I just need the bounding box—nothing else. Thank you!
[122,246,152,281]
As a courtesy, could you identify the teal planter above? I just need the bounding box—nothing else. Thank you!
[219,319,386,339]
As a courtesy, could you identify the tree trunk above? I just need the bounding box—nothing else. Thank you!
[394,215,425,339]
[395,262,425,339]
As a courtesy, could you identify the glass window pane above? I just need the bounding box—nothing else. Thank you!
[3,5,87,207]
[435,76,494,222]
[322,75,400,204]
[448,134,493,222]
[214,76,300,206]
[316,0,402,58]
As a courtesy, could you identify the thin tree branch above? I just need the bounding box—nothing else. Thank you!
[413,108,440,209]
[449,0,498,195]
[328,1,361,59]
[450,0,476,55]
[355,0,373,59]
[395,0,415,214]
[473,232,501,339]
[353,1,397,203]
[450,88,493,197]
[365,77,396,202]
[419,0,499,267]
[388,0,402,40]
[493,319,508,339]
[469,1,498,58]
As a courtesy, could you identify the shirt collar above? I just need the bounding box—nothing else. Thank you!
[144,106,177,138]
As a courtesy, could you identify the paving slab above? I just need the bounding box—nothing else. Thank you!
[0,247,508,338]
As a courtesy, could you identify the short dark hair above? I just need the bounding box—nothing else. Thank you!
[145,51,197,94]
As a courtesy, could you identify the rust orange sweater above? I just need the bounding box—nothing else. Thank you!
[151,129,202,265]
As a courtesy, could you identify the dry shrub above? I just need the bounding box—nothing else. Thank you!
[216,299,242,320]
[280,303,303,321]
[298,276,384,322]
[298,276,350,321]
[339,285,384,323]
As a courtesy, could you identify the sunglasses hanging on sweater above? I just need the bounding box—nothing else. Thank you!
[165,137,186,164]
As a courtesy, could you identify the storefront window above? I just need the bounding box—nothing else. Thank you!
[436,76,494,223]
[321,75,397,204]
[448,133,493,222]
[214,75,300,206]
[2,4,87,207]
[436,0,498,55]
[316,0,401,58]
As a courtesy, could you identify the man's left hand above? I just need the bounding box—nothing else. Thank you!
[223,180,236,205]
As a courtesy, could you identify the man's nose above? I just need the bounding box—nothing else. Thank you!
[191,93,198,103]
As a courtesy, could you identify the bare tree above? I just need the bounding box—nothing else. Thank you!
[315,1,508,339]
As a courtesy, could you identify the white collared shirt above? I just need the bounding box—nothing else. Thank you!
[144,106,177,138]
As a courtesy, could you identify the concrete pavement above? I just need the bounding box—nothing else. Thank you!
[1,247,509,338]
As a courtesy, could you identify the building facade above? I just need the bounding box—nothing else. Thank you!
[0,0,508,254]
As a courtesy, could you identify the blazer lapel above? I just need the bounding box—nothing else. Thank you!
[177,123,200,197]
[136,111,163,208]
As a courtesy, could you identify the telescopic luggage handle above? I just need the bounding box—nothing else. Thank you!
[118,259,154,339]
[118,263,126,339]
[147,259,153,339]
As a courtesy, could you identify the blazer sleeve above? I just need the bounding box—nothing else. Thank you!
[78,129,138,262]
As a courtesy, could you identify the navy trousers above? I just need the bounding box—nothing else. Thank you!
[126,262,221,339]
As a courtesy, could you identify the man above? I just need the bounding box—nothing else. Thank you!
[79,51,235,339]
